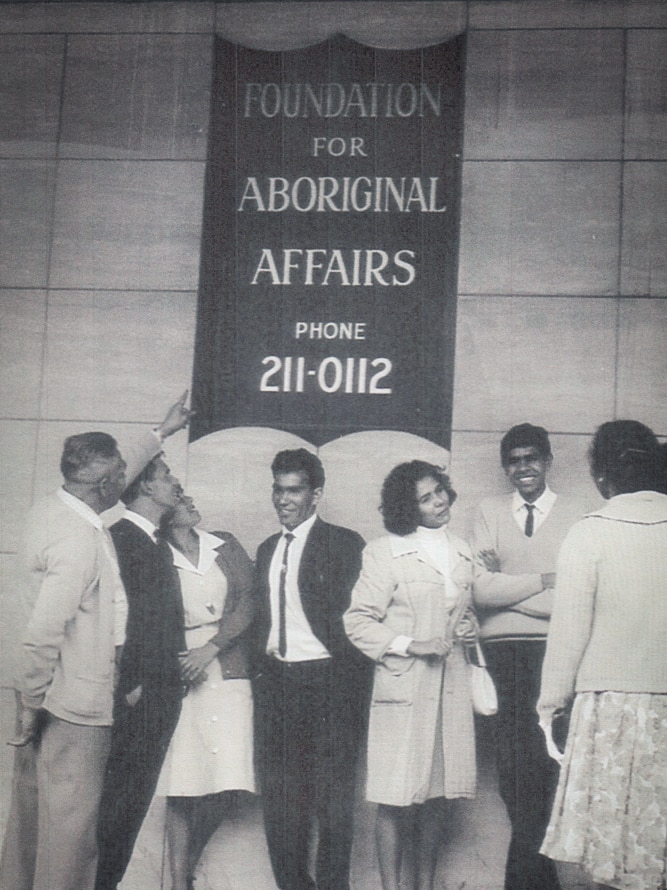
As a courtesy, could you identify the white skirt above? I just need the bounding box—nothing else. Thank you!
[156,624,256,797]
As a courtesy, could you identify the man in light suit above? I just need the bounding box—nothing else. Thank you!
[0,394,193,890]
[253,449,372,890]
[94,455,185,890]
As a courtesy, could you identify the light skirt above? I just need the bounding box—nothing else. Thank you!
[541,691,667,890]
[156,625,256,797]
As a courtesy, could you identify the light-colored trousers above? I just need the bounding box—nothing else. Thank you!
[1,707,110,890]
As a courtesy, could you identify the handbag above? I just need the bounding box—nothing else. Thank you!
[467,641,498,716]
[447,599,498,717]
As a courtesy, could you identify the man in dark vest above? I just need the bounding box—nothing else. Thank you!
[94,454,185,890]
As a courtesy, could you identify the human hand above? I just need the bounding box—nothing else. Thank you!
[478,549,501,573]
[157,391,195,439]
[179,644,218,687]
[454,611,479,645]
[541,572,556,590]
[7,706,42,747]
[539,717,564,764]
[125,685,143,707]
[407,638,452,659]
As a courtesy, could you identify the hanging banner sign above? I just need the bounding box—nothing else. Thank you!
[191,33,466,448]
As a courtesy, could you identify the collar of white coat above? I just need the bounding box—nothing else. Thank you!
[388,528,465,561]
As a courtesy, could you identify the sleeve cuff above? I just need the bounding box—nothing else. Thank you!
[386,635,413,657]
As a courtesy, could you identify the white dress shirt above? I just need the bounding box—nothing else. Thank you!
[512,485,557,535]
[267,512,330,662]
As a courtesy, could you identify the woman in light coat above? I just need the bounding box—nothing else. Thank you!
[344,460,477,890]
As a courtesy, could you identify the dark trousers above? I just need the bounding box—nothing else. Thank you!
[485,640,561,890]
[254,659,364,890]
[94,690,181,890]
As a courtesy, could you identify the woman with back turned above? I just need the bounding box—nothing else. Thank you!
[538,420,667,890]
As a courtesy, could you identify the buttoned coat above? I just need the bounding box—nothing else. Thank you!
[344,531,477,806]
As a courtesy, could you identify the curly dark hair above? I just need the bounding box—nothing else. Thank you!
[589,420,665,495]
[380,460,457,536]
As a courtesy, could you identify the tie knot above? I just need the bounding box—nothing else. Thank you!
[284,532,295,544]
[525,504,535,513]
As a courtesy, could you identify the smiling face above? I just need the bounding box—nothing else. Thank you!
[272,471,321,530]
[415,475,451,529]
[504,446,552,503]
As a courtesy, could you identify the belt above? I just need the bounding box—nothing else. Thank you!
[263,656,332,684]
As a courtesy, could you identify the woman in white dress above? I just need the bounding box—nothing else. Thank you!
[156,495,256,890]
[344,461,478,890]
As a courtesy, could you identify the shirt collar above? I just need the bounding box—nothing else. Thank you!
[281,511,318,540]
[512,485,556,515]
[57,487,105,529]
[123,509,159,542]
[169,528,225,573]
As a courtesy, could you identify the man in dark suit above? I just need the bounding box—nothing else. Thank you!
[94,455,185,890]
[253,448,372,890]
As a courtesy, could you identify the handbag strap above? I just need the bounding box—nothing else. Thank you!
[445,594,469,645]
[473,640,488,668]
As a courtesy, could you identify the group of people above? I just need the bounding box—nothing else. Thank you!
[1,398,666,890]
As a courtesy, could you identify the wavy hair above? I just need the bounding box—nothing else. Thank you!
[380,460,456,536]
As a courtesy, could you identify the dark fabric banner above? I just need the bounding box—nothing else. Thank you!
[191,34,466,448]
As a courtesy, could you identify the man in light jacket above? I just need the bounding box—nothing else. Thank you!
[0,394,192,890]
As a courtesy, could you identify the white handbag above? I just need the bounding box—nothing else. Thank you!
[468,641,498,716]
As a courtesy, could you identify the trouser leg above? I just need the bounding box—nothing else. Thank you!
[256,672,316,890]
[0,694,39,890]
[486,641,561,890]
[95,694,180,890]
[33,715,110,890]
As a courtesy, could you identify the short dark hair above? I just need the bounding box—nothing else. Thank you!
[271,448,325,490]
[381,460,457,537]
[121,453,163,506]
[60,432,119,481]
[500,423,552,466]
[589,420,664,495]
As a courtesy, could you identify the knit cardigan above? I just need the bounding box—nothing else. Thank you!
[538,491,667,719]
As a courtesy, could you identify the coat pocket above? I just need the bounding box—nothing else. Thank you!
[60,674,111,720]
[372,656,415,705]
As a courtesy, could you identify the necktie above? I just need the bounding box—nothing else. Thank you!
[278,533,295,657]
[524,504,536,538]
